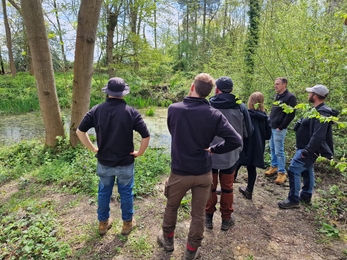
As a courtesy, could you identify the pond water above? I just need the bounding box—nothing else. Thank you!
[0,107,171,151]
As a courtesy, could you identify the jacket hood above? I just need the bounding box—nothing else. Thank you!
[209,93,240,109]
[248,110,269,121]
[316,103,339,117]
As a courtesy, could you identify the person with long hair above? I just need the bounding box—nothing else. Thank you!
[238,92,272,199]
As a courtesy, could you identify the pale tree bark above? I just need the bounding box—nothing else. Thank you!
[2,0,16,76]
[69,0,102,147]
[20,0,65,146]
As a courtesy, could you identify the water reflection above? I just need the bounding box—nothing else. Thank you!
[0,108,171,151]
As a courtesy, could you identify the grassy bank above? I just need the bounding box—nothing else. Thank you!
[0,139,170,259]
[0,72,190,115]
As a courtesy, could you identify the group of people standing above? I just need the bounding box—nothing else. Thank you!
[76,73,338,259]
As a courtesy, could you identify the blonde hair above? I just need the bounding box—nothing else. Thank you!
[248,92,265,111]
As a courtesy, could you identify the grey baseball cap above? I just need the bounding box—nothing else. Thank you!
[306,84,329,96]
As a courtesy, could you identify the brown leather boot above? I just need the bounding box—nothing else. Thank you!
[121,217,136,235]
[265,166,278,176]
[275,172,287,184]
[99,218,113,235]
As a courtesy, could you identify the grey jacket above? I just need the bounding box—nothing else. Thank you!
[209,93,254,169]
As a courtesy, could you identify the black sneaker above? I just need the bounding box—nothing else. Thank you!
[184,247,200,260]
[157,230,174,252]
[239,187,252,200]
[299,198,312,206]
[221,213,235,231]
[278,199,300,209]
[205,214,213,229]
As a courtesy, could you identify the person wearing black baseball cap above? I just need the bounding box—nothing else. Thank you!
[76,77,150,236]
[278,84,339,209]
[205,76,254,231]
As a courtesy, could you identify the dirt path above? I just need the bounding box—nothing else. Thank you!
[1,170,346,260]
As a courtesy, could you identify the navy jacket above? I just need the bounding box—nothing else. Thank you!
[78,98,150,167]
[168,97,242,176]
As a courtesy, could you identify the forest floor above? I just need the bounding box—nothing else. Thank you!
[2,168,347,260]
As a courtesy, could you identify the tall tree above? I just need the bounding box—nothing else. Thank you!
[20,0,65,146]
[2,0,16,76]
[69,0,103,147]
[243,0,260,94]
[105,0,123,78]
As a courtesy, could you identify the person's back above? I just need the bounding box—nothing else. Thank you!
[77,77,150,236]
[158,73,242,260]
[239,92,272,200]
[168,97,241,175]
[205,76,253,231]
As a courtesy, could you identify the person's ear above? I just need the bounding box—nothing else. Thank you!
[190,83,194,92]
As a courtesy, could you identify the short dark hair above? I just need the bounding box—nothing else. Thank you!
[194,73,215,98]
[276,77,288,85]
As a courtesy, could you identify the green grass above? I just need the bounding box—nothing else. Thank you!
[0,71,182,114]
[0,139,170,259]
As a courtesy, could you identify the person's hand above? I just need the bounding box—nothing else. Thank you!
[276,128,281,131]
[301,149,309,158]
[130,151,141,158]
[205,147,213,154]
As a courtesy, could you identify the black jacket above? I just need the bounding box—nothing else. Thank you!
[270,89,297,130]
[78,98,150,167]
[239,110,272,168]
[295,103,339,159]
[168,97,242,176]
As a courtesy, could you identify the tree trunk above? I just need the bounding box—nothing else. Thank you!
[69,0,103,147]
[106,10,118,78]
[244,0,260,94]
[53,0,67,69]
[20,0,65,147]
[2,0,16,77]
[0,49,5,74]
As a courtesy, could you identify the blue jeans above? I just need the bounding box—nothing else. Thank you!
[269,128,287,173]
[287,149,316,203]
[96,162,134,222]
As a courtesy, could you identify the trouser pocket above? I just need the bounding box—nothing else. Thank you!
[164,179,169,198]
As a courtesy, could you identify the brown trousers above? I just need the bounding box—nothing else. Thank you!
[205,168,235,220]
[162,171,212,249]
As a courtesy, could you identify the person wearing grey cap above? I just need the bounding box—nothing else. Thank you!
[278,84,339,209]
[76,77,150,235]
[205,76,253,231]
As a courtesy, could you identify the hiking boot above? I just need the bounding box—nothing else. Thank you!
[205,214,213,229]
[121,217,136,235]
[99,218,113,235]
[239,187,252,200]
[278,199,300,209]
[265,166,278,177]
[184,247,200,260]
[299,197,312,206]
[275,172,287,184]
[221,213,235,231]
[157,230,174,252]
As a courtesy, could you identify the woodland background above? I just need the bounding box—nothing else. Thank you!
[0,0,346,146]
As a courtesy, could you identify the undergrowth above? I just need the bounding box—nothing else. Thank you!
[0,139,170,259]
